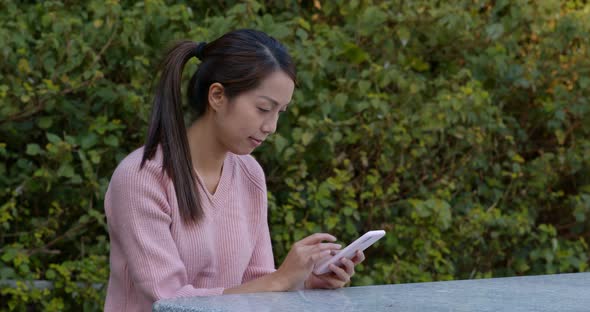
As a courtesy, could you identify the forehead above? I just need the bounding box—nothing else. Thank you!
[251,70,295,105]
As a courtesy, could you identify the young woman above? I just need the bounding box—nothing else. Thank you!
[104,29,365,311]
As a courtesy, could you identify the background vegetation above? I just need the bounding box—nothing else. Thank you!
[1,0,589,310]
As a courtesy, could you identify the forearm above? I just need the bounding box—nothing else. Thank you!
[225,232,341,295]
[223,271,289,295]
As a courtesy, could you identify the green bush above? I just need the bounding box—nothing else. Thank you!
[1,0,589,310]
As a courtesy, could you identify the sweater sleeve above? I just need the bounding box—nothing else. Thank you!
[241,208,276,282]
[240,157,276,283]
[105,158,224,304]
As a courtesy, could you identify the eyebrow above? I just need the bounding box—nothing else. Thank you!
[259,95,290,110]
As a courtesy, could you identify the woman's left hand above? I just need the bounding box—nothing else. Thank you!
[304,250,365,289]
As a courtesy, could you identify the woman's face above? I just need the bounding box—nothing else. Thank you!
[213,70,295,155]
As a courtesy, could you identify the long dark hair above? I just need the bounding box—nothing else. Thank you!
[140,29,296,225]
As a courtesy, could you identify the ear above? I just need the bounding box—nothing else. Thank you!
[208,82,227,112]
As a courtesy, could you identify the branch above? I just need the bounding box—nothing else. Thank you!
[26,220,89,257]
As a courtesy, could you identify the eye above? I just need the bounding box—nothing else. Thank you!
[257,107,271,113]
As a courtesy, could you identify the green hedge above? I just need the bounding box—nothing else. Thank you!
[1,0,589,310]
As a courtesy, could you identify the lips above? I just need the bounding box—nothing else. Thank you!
[249,137,263,146]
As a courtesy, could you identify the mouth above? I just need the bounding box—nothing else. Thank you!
[249,137,263,147]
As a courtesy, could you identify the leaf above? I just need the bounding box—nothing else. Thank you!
[298,17,310,31]
[80,133,99,149]
[410,57,430,72]
[397,26,411,47]
[285,211,295,225]
[1,245,22,263]
[334,93,348,107]
[17,59,31,74]
[57,163,75,178]
[555,129,565,145]
[37,117,53,129]
[486,23,504,40]
[358,80,371,94]
[46,133,61,144]
[45,269,56,279]
[341,42,369,64]
[301,132,314,146]
[104,135,119,147]
[272,134,289,154]
[511,154,525,164]
[359,6,388,36]
[26,144,42,156]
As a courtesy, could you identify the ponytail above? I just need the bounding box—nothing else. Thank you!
[141,40,203,225]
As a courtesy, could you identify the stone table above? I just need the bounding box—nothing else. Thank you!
[153,272,590,312]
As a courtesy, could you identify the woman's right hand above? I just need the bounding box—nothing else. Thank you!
[275,233,341,290]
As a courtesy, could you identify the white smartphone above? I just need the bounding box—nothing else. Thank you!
[313,230,386,275]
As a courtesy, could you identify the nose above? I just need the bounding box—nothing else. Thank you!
[261,114,278,135]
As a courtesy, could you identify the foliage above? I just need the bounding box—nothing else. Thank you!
[1,0,589,310]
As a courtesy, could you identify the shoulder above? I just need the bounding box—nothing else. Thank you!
[232,154,266,192]
[105,147,175,234]
[109,146,168,190]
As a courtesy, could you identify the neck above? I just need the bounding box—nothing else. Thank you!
[186,116,227,177]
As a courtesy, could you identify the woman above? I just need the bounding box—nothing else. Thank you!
[104,29,365,311]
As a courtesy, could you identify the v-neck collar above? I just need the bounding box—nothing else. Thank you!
[193,153,232,206]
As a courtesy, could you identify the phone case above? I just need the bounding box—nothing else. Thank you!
[312,230,386,275]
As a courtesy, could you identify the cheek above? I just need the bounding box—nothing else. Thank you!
[216,111,262,154]
[218,106,259,139]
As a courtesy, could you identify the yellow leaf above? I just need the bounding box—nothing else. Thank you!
[301,132,314,146]
[512,154,525,164]
[555,130,565,145]
[18,59,31,74]
[43,79,60,92]
[298,18,310,31]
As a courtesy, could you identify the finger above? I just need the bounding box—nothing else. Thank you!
[352,250,366,264]
[307,244,342,263]
[341,258,355,276]
[311,249,333,262]
[298,233,337,245]
[329,263,351,283]
[301,243,341,257]
[313,243,342,252]
[318,275,343,289]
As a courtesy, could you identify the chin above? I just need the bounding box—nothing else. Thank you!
[228,146,254,156]
[232,150,253,156]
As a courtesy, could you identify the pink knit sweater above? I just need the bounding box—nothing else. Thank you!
[103,147,275,311]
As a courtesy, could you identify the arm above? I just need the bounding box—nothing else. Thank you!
[240,219,277,281]
[224,233,342,294]
[241,172,276,284]
[228,158,282,293]
[223,271,288,294]
[105,160,224,302]
[228,200,283,294]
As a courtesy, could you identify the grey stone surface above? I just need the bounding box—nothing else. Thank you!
[153,273,590,312]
